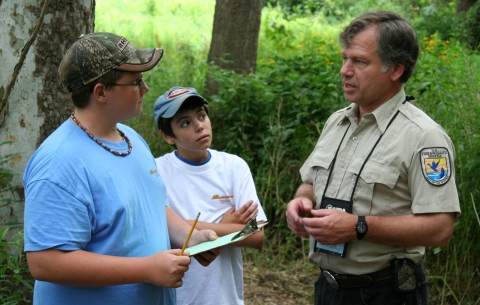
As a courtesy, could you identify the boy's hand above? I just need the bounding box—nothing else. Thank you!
[188,229,218,246]
[192,247,221,266]
[147,249,190,288]
[220,200,258,224]
[187,229,221,266]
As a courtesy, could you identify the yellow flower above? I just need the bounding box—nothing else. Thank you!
[430,33,437,38]
[452,53,458,57]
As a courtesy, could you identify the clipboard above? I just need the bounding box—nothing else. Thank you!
[184,218,268,256]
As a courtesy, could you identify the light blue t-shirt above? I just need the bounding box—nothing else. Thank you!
[23,119,175,305]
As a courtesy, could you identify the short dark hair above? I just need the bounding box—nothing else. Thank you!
[159,97,209,148]
[339,11,419,83]
[70,70,125,108]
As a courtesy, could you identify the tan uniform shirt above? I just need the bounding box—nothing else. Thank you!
[300,89,461,275]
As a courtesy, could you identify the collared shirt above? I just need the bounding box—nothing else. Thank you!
[300,89,461,275]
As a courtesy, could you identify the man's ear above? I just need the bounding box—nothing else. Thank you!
[160,130,176,145]
[92,83,107,104]
[390,63,405,82]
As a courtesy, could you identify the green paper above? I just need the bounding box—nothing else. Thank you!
[184,222,267,256]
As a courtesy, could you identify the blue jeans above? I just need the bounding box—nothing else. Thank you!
[314,262,429,305]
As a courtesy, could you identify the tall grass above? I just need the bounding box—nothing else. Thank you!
[95,1,480,304]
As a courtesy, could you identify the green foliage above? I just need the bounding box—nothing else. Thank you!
[405,33,480,304]
[0,228,33,305]
[0,142,33,303]
[264,0,355,21]
[0,142,21,215]
[95,0,214,155]
[460,1,480,50]
[206,31,347,249]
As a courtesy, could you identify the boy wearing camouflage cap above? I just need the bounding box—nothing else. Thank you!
[23,33,219,305]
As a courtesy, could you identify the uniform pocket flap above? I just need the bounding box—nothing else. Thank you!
[348,159,400,188]
[305,151,335,170]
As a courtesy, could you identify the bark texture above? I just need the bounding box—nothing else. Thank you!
[206,0,263,95]
[0,0,94,225]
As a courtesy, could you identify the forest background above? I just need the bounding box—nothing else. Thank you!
[95,0,480,304]
[1,0,479,304]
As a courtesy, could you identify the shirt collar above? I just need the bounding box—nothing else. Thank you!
[338,89,406,132]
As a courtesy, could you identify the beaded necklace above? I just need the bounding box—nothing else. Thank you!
[70,112,132,157]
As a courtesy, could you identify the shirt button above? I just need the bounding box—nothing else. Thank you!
[331,191,335,196]
[341,164,345,168]
[352,137,358,141]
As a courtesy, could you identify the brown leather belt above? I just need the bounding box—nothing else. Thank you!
[321,267,391,289]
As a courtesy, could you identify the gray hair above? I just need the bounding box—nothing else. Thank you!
[339,11,419,83]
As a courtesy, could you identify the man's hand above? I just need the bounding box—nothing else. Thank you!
[303,209,357,244]
[220,200,258,224]
[286,197,313,236]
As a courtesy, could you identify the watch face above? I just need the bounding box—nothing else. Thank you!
[357,223,366,233]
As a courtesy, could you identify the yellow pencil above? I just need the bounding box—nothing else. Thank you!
[180,212,201,256]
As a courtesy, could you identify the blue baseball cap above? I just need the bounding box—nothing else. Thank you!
[153,86,207,130]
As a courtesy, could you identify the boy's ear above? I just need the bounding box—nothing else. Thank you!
[92,83,107,104]
[160,130,176,145]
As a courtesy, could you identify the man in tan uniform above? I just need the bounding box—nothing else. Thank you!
[286,11,461,305]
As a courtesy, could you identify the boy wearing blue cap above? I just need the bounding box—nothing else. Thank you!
[23,34,220,305]
[153,86,267,305]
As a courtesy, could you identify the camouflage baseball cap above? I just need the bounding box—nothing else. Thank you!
[58,32,164,92]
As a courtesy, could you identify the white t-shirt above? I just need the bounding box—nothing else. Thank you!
[156,149,267,305]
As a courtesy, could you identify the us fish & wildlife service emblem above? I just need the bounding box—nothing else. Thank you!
[420,147,451,186]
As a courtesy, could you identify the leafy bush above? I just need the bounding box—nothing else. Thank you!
[0,142,33,304]
[0,142,21,213]
[405,33,480,304]
[202,22,348,258]
[0,229,33,305]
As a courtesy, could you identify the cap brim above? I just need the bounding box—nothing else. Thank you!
[161,95,205,119]
[116,48,164,73]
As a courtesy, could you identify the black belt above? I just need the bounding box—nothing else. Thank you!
[321,267,391,289]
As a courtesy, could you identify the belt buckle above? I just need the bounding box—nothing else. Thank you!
[322,270,339,289]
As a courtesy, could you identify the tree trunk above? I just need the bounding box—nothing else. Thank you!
[457,0,477,13]
[0,0,94,225]
[206,0,263,95]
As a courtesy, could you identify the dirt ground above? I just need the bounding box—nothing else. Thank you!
[243,260,318,305]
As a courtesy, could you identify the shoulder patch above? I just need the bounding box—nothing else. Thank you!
[420,147,451,186]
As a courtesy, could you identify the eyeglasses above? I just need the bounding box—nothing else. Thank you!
[110,79,144,87]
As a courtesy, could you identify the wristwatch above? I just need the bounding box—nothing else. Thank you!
[355,216,368,240]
